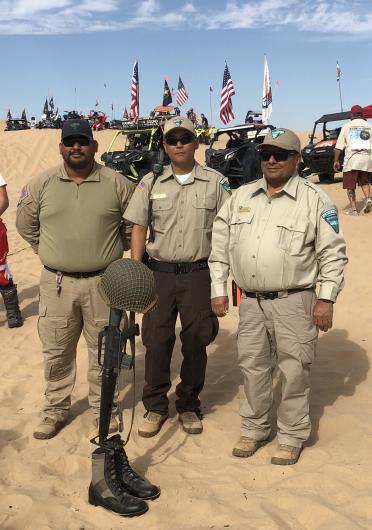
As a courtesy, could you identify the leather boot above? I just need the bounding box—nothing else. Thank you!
[89,443,148,517]
[109,434,161,500]
[0,284,23,328]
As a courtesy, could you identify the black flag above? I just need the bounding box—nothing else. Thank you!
[6,109,12,120]
[163,79,172,106]
[43,97,48,114]
[49,96,54,110]
[21,108,27,120]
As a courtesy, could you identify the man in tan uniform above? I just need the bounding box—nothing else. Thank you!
[209,129,347,464]
[125,116,230,437]
[16,119,134,439]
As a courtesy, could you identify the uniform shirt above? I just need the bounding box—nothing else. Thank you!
[0,173,6,187]
[16,162,134,272]
[124,162,230,262]
[335,118,372,172]
[209,174,347,302]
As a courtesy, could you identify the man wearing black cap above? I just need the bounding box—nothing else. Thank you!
[334,105,372,216]
[209,128,348,465]
[16,119,134,439]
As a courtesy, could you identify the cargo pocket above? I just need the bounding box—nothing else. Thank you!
[299,329,318,366]
[230,210,254,245]
[199,309,219,346]
[192,196,217,228]
[44,357,74,382]
[277,217,308,255]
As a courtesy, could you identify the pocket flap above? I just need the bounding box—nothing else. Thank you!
[151,199,172,211]
[50,318,68,329]
[192,197,216,210]
[277,217,307,233]
[231,210,254,224]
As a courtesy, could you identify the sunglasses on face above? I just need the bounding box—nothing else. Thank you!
[62,136,92,147]
[260,150,297,162]
[165,134,194,146]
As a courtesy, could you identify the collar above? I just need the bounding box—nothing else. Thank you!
[158,161,209,183]
[59,161,101,182]
[250,173,299,199]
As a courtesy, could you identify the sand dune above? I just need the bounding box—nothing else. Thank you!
[0,124,372,529]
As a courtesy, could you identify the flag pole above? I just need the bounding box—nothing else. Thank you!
[338,78,344,112]
[209,89,213,126]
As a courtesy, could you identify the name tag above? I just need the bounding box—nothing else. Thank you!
[151,193,167,199]
[238,206,251,212]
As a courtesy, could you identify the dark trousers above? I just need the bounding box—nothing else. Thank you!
[141,268,219,414]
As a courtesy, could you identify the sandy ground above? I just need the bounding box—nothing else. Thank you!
[0,125,372,530]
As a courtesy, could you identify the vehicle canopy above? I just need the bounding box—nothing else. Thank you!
[210,123,274,144]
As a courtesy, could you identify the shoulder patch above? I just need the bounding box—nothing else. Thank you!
[219,176,231,195]
[136,181,145,190]
[17,186,28,206]
[321,208,339,233]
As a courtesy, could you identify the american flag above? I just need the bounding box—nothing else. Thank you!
[177,76,188,106]
[219,63,235,125]
[130,61,139,121]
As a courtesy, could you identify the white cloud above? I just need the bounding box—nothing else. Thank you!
[0,0,371,36]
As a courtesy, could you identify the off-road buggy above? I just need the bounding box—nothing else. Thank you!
[300,107,372,182]
[36,111,62,129]
[63,110,83,121]
[101,117,167,183]
[205,123,275,188]
[4,119,30,131]
[88,110,109,131]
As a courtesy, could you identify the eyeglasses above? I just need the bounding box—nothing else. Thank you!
[260,150,297,162]
[165,134,195,146]
[62,136,92,147]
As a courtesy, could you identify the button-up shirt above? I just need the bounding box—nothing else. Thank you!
[209,174,347,302]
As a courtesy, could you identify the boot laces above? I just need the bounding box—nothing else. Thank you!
[114,441,139,480]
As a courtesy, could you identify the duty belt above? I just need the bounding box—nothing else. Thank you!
[44,265,105,279]
[148,259,209,274]
[244,287,314,300]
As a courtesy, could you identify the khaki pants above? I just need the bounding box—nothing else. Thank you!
[237,290,318,447]
[38,268,110,419]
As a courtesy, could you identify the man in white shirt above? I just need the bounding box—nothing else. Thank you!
[334,105,372,216]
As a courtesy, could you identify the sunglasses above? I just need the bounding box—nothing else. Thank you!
[62,136,92,147]
[165,134,195,146]
[260,150,297,162]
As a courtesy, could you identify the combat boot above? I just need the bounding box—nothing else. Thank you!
[89,443,148,517]
[109,434,160,500]
[0,284,23,328]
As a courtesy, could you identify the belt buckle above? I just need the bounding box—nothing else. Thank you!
[176,263,188,274]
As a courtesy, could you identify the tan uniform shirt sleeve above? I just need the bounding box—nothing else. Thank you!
[15,178,41,253]
[208,196,233,298]
[115,175,136,250]
[315,199,348,302]
[123,175,152,227]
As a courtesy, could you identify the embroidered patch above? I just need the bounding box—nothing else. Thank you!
[271,129,285,139]
[136,181,145,190]
[173,118,183,126]
[220,176,231,195]
[17,186,28,206]
[238,206,251,212]
[321,208,339,233]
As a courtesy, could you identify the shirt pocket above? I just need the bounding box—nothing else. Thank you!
[277,217,308,255]
[230,210,254,245]
[151,198,173,232]
[192,196,217,228]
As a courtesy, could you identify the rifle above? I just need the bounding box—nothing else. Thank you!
[96,308,139,444]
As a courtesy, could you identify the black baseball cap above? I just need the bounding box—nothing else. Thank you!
[61,119,93,140]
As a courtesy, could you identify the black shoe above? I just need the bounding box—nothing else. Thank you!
[110,434,161,500]
[0,284,23,328]
[89,444,148,517]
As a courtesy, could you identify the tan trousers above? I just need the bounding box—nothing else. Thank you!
[38,268,110,420]
[237,290,318,447]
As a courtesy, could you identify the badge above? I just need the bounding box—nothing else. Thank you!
[17,186,28,206]
[173,118,183,126]
[321,208,339,233]
[152,193,167,199]
[238,206,251,212]
[271,130,285,139]
[220,176,231,195]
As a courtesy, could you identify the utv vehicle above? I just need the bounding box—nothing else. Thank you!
[205,123,275,188]
[101,117,168,183]
[36,111,62,129]
[195,126,215,145]
[4,119,30,131]
[300,107,372,182]
[63,110,83,121]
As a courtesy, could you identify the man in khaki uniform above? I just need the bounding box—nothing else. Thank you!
[209,128,347,465]
[16,119,134,439]
[125,116,230,437]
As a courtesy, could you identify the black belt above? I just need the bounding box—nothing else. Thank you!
[148,259,208,274]
[44,265,105,278]
[244,288,313,300]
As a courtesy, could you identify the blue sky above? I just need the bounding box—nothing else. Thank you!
[1,0,372,129]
